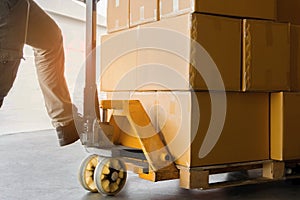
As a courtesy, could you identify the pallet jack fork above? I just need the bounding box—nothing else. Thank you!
[100,100,179,180]
[78,0,178,196]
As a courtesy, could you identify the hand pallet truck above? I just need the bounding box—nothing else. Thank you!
[76,0,300,196]
[77,0,178,196]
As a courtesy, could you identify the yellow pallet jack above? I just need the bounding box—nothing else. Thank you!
[77,0,178,196]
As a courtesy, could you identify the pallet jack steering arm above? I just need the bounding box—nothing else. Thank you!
[83,0,99,140]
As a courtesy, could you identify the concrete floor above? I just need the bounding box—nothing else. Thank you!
[1,130,300,200]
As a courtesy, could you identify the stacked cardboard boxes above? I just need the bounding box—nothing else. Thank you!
[105,91,269,167]
[270,24,300,162]
[160,0,300,24]
[107,0,130,33]
[107,0,159,33]
[102,0,300,167]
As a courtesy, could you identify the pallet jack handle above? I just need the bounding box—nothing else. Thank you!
[83,0,99,138]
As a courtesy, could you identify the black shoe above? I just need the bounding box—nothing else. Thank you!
[56,120,80,146]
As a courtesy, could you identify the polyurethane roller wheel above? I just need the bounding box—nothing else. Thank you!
[94,157,127,196]
[78,154,99,192]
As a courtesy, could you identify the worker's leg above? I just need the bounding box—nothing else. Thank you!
[0,59,21,108]
[0,0,26,108]
[25,0,80,146]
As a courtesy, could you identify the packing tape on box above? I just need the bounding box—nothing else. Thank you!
[243,19,252,91]
[176,0,194,14]
[190,0,194,11]
[173,0,179,12]
[115,0,120,7]
[159,0,162,14]
[140,6,145,21]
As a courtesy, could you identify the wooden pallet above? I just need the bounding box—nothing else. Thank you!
[90,147,300,188]
[122,157,300,187]
[177,160,300,190]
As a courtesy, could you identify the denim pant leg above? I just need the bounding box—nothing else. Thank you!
[0,0,27,108]
[25,0,74,127]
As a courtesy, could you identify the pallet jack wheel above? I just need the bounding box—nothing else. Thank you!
[94,157,127,196]
[78,154,99,192]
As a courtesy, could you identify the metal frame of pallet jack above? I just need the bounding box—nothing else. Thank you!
[83,0,178,180]
[82,0,140,157]
[83,0,98,137]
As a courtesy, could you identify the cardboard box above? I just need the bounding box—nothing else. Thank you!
[130,0,159,27]
[271,92,300,161]
[160,0,277,20]
[100,28,138,91]
[160,0,300,24]
[291,25,300,91]
[105,91,269,167]
[160,0,194,18]
[101,14,290,92]
[107,0,130,33]
[277,0,300,25]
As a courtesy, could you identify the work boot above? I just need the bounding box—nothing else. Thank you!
[56,120,80,146]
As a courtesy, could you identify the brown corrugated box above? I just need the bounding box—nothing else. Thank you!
[101,14,290,92]
[277,0,300,25]
[101,28,138,91]
[184,91,269,166]
[106,91,269,167]
[130,0,159,27]
[291,25,300,91]
[271,92,300,161]
[160,0,300,24]
[160,0,195,18]
[107,0,130,33]
[106,0,300,33]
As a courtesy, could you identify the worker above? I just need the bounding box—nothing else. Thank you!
[0,0,80,146]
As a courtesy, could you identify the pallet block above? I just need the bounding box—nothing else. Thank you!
[177,160,287,190]
[262,161,285,179]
